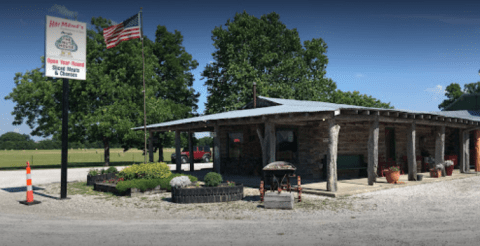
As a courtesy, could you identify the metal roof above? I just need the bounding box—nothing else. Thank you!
[443,93,480,111]
[132,96,480,130]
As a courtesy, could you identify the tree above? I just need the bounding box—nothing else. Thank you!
[438,82,475,110]
[202,11,393,114]
[197,136,213,147]
[331,90,394,109]
[0,132,36,150]
[4,16,200,165]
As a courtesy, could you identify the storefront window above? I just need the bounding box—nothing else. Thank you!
[228,132,243,159]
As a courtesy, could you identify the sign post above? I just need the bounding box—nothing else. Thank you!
[45,15,86,199]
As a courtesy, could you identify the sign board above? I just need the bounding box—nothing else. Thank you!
[45,15,86,80]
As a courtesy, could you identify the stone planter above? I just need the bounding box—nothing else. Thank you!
[87,173,117,186]
[171,183,243,204]
[93,182,164,197]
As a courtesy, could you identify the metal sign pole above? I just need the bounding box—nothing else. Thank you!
[60,77,69,199]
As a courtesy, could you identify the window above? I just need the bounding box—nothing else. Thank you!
[276,129,297,162]
[228,132,243,159]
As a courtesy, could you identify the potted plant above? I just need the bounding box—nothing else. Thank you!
[430,166,442,178]
[444,160,454,176]
[384,166,401,183]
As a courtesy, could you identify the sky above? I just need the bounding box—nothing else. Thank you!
[1,0,480,142]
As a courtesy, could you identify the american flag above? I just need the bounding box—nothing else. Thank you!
[103,13,142,49]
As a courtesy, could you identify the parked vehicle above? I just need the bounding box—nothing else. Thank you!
[171,146,211,164]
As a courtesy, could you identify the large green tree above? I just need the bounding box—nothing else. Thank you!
[202,11,393,114]
[4,16,199,165]
[438,82,480,110]
[0,132,36,150]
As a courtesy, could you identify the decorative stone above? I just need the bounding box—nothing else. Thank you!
[264,192,294,210]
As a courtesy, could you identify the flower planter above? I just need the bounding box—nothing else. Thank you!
[87,173,117,186]
[384,170,400,183]
[430,168,442,178]
[93,182,164,197]
[445,165,454,176]
[171,183,244,204]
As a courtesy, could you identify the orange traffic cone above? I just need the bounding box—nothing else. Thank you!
[19,161,41,205]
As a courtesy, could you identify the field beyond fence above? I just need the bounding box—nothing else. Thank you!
[0,148,176,170]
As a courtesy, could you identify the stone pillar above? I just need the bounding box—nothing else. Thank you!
[476,130,480,172]
[407,121,417,181]
[175,131,182,173]
[213,125,221,173]
[368,115,379,185]
[435,125,445,174]
[149,131,154,163]
[326,118,340,192]
[188,131,194,172]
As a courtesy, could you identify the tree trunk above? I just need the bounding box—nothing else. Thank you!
[407,122,417,181]
[149,131,154,163]
[327,119,340,192]
[188,131,194,172]
[368,115,379,185]
[175,131,182,173]
[158,135,164,162]
[460,130,466,173]
[466,134,470,173]
[435,125,445,176]
[103,136,110,167]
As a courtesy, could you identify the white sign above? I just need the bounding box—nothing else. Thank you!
[45,15,86,80]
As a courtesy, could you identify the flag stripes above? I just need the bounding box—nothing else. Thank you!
[103,13,142,49]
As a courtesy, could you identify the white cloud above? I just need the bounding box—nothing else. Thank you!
[48,4,78,19]
[13,128,20,133]
[425,85,446,101]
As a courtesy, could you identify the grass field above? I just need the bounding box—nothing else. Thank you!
[0,148,176,170]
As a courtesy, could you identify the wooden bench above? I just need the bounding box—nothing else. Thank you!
[322,154,367,179]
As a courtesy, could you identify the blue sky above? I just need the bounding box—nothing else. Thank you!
[1,0,480,142]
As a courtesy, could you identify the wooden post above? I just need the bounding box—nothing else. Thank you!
[475,130,480,172]
[213,125,221,173]
[158,134,164,162]
[466,133,470,173]
[149,131,154,163]
[435,125,446,176]
[266,122,276,163]
[407,121,417,181]
[175,131,181,173]
[326,118,340,192]
[367,115,379,185]
[460,130,466,173]
[188,131,194,172]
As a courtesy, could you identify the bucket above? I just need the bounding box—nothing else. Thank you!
[417,174,423,181]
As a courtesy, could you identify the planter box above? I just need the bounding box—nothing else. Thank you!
[93,182,164,197]
[171,184,243,204]
[87,173,117,186]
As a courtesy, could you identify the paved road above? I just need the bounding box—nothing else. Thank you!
[0,163,213,189]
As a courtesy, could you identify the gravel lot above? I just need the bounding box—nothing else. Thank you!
[2,174,480,245]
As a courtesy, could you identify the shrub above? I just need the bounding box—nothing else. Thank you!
[100,169,107,175]
[117,162,172,180]
[106,166,118,173]
[116,179,163,193]
[159,173,198,191]
[88,169,99,176]
[170,176,192,188]
[204,172,222,187]
[388,166,399,172]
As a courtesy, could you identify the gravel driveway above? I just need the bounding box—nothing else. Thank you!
[1,169,480,245]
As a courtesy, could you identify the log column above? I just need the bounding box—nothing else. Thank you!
[326,118,340,192]
[188,131,194,172]
[434,125,446,176]
[158,133,164,162]
[367,115,379,185]
[175,131,182,173]
[466,133,470,173]
[149,131,154,163]
[407,121,417,181]
[213,125,221,173]
[460,130,466,173]
[476,130,480,172]
[266,122,276,164]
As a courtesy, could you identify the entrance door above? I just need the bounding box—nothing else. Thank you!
[385,128,396,161]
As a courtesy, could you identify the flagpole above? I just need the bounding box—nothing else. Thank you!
[140,7,147,164]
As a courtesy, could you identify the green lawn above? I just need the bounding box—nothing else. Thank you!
[0,148,175,170]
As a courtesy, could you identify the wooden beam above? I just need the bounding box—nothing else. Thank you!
[407,121,417,181]
[326,118,340,192]
[188,131,194,172]
[368,115,379,185]
[213,125,221,173]
[149,131,154,163]
[270,112,333,124]
[175,130,182,173]
[336,114,470,128]
[266,122,276,163]
[257,127,268,167]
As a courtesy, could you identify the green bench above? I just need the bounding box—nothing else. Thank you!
[322,154,367,179]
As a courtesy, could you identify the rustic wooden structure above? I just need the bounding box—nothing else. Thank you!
[132,95,480,193]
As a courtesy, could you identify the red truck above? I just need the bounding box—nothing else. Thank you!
[171,146,211,164]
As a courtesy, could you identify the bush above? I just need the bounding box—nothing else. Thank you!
[106,166,118,173]
[117,162,172,180]
[116,179,163,193]
[170,176,191,188]
[88,169,99,176]
[159,173,198,191]
[204,172,222,187]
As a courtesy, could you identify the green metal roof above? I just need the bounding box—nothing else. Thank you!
[443,93,480,111]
